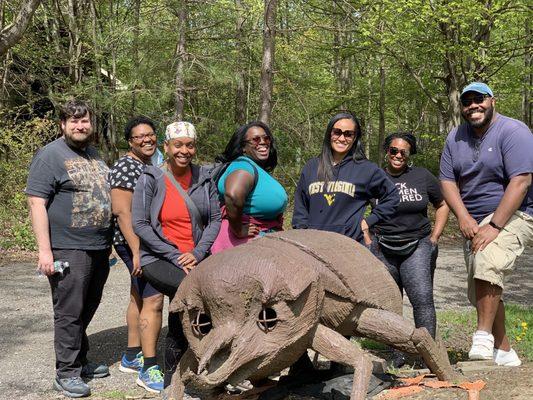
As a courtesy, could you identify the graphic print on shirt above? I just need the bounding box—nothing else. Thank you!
[65,158,111,227]
[308,181,356,206]
[396,182,423,203]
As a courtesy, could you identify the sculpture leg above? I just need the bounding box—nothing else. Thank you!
[311,324,372,400]
[166,348,197,400]
[353,308,457,381]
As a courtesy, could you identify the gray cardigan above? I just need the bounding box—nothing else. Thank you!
[132,164,221,268]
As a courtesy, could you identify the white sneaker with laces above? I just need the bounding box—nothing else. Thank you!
[493,348,521,367]
[468,330,494,360]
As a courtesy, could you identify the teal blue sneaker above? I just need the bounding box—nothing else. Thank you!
[119,352,143,374]
[136,365,164,393]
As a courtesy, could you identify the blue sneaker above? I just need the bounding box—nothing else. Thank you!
[136,365,164,393]
[119,352,143,374]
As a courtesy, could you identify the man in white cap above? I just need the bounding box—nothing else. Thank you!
[440,82,533,366]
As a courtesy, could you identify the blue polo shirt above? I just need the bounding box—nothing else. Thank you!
[439,114,533,221]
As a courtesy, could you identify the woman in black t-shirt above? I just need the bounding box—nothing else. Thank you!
[108,117,165,392]
[370,133,449,344]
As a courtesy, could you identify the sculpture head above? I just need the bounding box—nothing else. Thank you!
[171,242,324,387]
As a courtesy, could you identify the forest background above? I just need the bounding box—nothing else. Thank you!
[0,0,531,250]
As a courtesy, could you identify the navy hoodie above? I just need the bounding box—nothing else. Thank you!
[292,156,399,242]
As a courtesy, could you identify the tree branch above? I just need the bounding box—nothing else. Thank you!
[0,0,41,57]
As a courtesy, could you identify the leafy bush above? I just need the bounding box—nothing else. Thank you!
[0,109,57,250]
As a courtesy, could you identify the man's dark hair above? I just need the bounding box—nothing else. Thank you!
[383,132,417,155]
[59,99,92,122]
[124,116,157,141]
[216,121,278,172]
[318,111,366,184]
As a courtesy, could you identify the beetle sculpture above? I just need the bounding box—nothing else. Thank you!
[166,229,456,400]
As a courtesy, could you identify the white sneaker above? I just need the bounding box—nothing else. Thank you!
[493,348,522,367]
[468,330,494,360]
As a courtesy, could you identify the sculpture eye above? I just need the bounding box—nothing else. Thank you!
[257,306,278,333]
[191,311,212,336]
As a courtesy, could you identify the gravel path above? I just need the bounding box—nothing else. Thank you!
[1,244,531,400]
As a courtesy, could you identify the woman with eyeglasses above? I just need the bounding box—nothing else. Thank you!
[211,121,287,253]
[109,117,165,391]
[131,121,221,391]
[292,112,398,245]
[369,132,449,349]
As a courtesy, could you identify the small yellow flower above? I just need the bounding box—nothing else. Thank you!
[521,322,528,328]
[516,336,522,342]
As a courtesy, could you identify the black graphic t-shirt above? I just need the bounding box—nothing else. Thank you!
[373,167,443,241]
[25,137,112,250]
[108,155,147,246]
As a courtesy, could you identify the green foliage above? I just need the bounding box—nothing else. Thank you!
[0,109,56,250]
[1,0,530,248]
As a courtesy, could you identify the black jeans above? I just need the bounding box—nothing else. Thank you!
[49,248,110,378]
[370,235,438,338]
[141,258,188,388]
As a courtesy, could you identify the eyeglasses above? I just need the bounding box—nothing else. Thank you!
[130,132,156,142]
[244,135,271,147]
[388,147,410,158]
[460,94,490,107]
[331,128,356,140]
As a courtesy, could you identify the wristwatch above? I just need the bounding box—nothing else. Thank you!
[488,220,503,231]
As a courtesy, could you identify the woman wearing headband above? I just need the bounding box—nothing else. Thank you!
[132,121,221,390]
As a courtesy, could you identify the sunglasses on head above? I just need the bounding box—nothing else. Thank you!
[331,128,356,140]
[460,94,490,107]
[388,147,409,158]
[244,135,271,147]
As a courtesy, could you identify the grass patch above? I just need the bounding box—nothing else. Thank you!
[438,304,532,361]
[95,390,133,399]
[356,337,389,351]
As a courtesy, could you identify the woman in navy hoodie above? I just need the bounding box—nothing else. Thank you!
[292,112,399,246]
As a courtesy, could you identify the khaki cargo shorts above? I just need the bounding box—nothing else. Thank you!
[464,211,533,305]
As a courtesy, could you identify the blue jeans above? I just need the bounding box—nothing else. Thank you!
[370,235,438,338]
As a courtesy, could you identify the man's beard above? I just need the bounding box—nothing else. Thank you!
[462,104,494,129]
[64,131,92,149]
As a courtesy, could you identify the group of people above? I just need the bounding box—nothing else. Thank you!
[26,81,533,398]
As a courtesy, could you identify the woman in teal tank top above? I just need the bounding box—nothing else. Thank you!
[211,121,287,253]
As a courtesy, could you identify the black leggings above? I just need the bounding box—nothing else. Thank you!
[370,235,438,338]
[142,259,188,387]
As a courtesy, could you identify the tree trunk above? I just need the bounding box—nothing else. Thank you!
[258,0,277,125]
[174,0,187,120]
[523,19,532,129]
[333,2,351,109]
[131,0,141,114]
[365,75,372,159]
[0,0,41,57]
[234,0,246,125]
[67,0,82,83]
[378,61,385,167]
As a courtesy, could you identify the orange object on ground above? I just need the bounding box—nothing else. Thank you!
[378,373,486,399]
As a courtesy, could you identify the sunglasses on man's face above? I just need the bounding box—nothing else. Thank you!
[460,94,490,107]
[244,135,271,147]
[388,147,409,158]
[331,128,356,140]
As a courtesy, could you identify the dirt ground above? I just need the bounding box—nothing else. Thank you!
[1,243,531,400]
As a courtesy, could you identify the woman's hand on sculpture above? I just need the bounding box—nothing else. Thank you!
[361,219,372,246]
[233,223,260,238]
[178,252,197,274]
